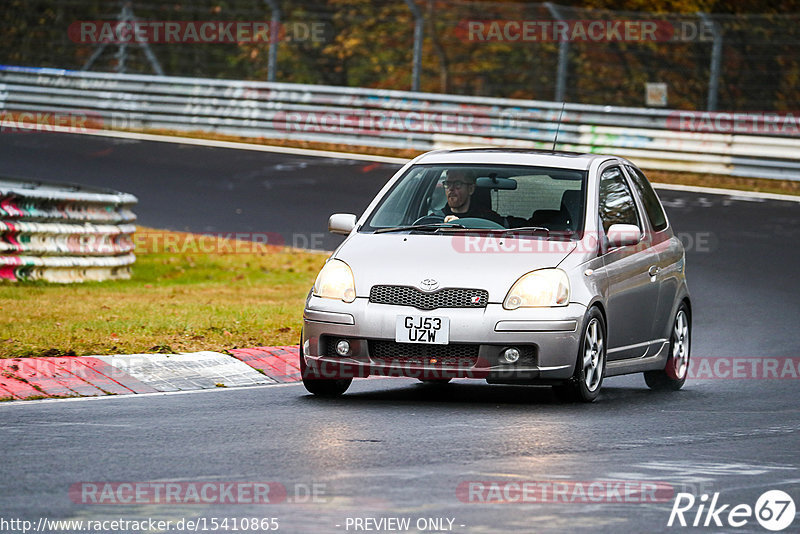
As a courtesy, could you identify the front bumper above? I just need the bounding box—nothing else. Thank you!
[302,296,586,383]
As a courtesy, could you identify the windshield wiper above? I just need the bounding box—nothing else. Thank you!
[373,222,466,234]
[493,226,551,236]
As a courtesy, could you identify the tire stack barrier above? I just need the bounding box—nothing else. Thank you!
[0,177,137,282]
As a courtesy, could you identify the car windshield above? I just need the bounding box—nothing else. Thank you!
[362,164,587,238]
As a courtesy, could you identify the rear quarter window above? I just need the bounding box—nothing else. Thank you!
[626,165,668,232]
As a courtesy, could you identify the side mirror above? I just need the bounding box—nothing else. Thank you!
[606,224,641,248]
[328,213,357,235]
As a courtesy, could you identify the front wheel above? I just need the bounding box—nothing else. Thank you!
[644,304,690,391]
[299,335,352,397]
[553,307,606,403]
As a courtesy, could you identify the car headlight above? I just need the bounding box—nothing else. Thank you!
[503,268,570,309]
[313,259,356,303]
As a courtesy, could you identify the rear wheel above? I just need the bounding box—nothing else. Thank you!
[644,304,690,391]
[299,334,352,397]
[553,307,606,403]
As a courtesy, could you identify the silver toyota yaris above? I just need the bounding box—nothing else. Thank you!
[301,149,691,402]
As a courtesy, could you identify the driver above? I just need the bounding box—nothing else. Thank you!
[441,168,503,224]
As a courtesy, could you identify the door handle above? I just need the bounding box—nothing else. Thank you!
[648,265,660,277]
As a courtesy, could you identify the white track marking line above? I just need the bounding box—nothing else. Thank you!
[0,380,305,408]
[12,124,800,201]
[0,376,413,408]
[10,124,409,164]
[652,182,800,203]
[16,125,800,202]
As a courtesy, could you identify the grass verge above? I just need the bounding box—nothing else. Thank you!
[0,228,327,358]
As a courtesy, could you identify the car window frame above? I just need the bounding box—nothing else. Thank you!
[360,163,589,236]
[597,164,646,243]
[622,164,670,234]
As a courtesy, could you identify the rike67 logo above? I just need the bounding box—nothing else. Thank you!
[668,490,796,531]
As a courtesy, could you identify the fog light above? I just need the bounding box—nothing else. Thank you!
[502,347,521,364]
[335,339,351,356]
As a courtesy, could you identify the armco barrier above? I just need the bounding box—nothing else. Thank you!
[0,65,798,180]
[0,176,137,282]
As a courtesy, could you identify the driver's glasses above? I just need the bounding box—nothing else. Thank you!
[441,180,467,190]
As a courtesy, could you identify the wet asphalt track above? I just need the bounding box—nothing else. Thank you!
[1,132,798,533]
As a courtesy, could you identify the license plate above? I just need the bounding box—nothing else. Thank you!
[395,315,449,344]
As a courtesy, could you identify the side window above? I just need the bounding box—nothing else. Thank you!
[599,167,639,233]
[625,165,668,232]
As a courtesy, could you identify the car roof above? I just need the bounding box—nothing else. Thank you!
[413,148,617,171]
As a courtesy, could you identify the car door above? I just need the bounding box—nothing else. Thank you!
[598,166,661,360]
[624,164,683,348]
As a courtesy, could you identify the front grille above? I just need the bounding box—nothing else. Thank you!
[369,285,488,310]
[368,340,479,367]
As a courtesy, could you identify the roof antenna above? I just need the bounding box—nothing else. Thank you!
[551,101,566,152]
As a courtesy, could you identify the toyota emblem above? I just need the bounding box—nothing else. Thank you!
[420,278,439,291]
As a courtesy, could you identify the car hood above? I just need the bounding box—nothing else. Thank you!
[334,233,577,302]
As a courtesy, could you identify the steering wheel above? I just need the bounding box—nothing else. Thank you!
[412,214,445,225]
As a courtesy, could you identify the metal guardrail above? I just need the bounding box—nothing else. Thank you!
[0,176,137,282]
[1,65,798,181]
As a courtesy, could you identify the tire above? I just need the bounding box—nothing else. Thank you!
[553,307,606,403]
[644,304,690,391]
[299,334,352,397]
